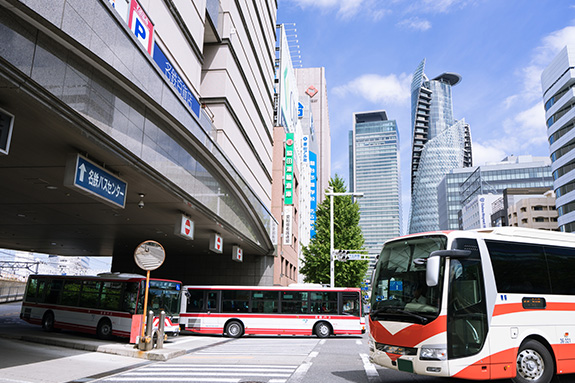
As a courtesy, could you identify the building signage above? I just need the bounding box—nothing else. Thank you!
[153,42,201,118]
[284,133,295,205]
[106,0,129,22]
[232,246,243,262]
[128,0,154,55]
[283,206,293,245]
[175,214,194,240]
[64,154,127,208]
[302,135,309,163]
[209,233,223,254]
[309,151,317,238]
[0,107,14,155]
[270,219,278,246]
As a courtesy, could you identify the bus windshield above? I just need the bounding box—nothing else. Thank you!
[145,281,181,317]
[370,235,447,324]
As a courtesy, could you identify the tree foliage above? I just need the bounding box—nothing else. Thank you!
[300,175,368,287]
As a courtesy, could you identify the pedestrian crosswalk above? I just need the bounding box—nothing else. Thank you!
[194,338,319,357]
[96,363,299,383]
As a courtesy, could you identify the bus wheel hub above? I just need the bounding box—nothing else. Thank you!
[518,350,543,379]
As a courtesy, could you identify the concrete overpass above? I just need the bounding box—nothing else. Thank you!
[0,0,277,285]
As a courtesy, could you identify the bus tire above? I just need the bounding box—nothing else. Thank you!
[314,321,331,338]
[224,320,244,338]
[513,340,554,383]
[96,318,113,340]
[42,311,55,332]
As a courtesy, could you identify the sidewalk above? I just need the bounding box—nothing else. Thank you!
[0,325,228,361]
[0,301,229,361]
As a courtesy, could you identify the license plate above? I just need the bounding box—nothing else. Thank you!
[397,359,414,373]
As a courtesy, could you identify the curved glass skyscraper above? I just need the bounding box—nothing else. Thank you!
[542,46,575,232]
[409,59,472,234]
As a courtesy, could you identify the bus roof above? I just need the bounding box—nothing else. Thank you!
[182,285,361,292]
[29,273,182,283]
[384,227,575,246]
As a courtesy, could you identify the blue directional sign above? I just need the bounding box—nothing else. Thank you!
[65,154,128,208]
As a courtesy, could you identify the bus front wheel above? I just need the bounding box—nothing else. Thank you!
[42,311,55,332]
[314,322,331,338]
[224,320,244,338]
[97,318,113,340]
[513,340,554,383]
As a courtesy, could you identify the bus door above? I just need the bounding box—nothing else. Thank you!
[447,238,489,379]
[185,289,219,330]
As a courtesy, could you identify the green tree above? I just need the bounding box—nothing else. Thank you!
[300,175,368,287]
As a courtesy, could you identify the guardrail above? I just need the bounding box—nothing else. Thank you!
[0,281,25,303]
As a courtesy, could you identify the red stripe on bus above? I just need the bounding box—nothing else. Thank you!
[180,313,361,320]
[552,344,575,375]
[21,303,132,318]
[453,348,517,380]
[493,302,575,316]
[369,315,446,347]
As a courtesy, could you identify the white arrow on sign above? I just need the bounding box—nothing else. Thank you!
[78,163,87,182]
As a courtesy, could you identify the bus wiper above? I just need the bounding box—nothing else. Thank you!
[370,308,429,324]
[390,309,429,324]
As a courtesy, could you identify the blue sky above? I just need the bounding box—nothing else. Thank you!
[278,0,575,231]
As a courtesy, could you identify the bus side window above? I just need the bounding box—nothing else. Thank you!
[186,290,205,312]
[25,278,38,302]
[342,293,360,316]
[46,280,63,304]
[122,283,138,314]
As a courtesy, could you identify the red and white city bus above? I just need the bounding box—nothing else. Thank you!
[20,273,181,341]
[180,285,365,338]
[368,227,575,383]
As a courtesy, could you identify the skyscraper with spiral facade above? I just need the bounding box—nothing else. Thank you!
[409,59,472,234]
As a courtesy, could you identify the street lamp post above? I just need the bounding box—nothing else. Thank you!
[327,191,364,287]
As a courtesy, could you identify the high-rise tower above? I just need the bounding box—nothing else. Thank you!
[409,59,472,234]
[350,111,401,275]
[542,46,575,232]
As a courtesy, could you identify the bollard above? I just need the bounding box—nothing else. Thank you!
[156,311,165,349]
[138,310,155,351]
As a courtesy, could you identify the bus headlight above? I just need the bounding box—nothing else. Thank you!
[420,347,447,361]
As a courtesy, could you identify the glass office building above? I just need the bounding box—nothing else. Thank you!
[409,59,472,234]
[349,111,401,274]
[541,46,575,232]
[438,156,553,230]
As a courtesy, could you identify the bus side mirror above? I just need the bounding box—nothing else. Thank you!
[427,256,441,287]
[426,249,471,287]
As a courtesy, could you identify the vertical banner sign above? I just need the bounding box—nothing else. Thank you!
[283,206,293,245]
[128,0,154,55]
[209,233,223,254]
[309,151,317,238]
[284,133,295,205]
[232,246,243,262]
[0,107,14,155]
[175,214,194,240]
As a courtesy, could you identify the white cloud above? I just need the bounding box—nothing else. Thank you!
[496,24,575,159]
[333,73,412,105]
[289,0,363,17]
[397,17,432,31]
[503,102,548,149]
[473,102,547,166]
[288,0,387,20]
[404,0,472,14]
[471,141,507,166]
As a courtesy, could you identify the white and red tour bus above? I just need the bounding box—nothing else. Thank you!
[368,227,575,383]
[20,273,181,341]
[180,284,365,338]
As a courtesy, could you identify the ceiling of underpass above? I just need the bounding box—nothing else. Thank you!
[0,69,270,264]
